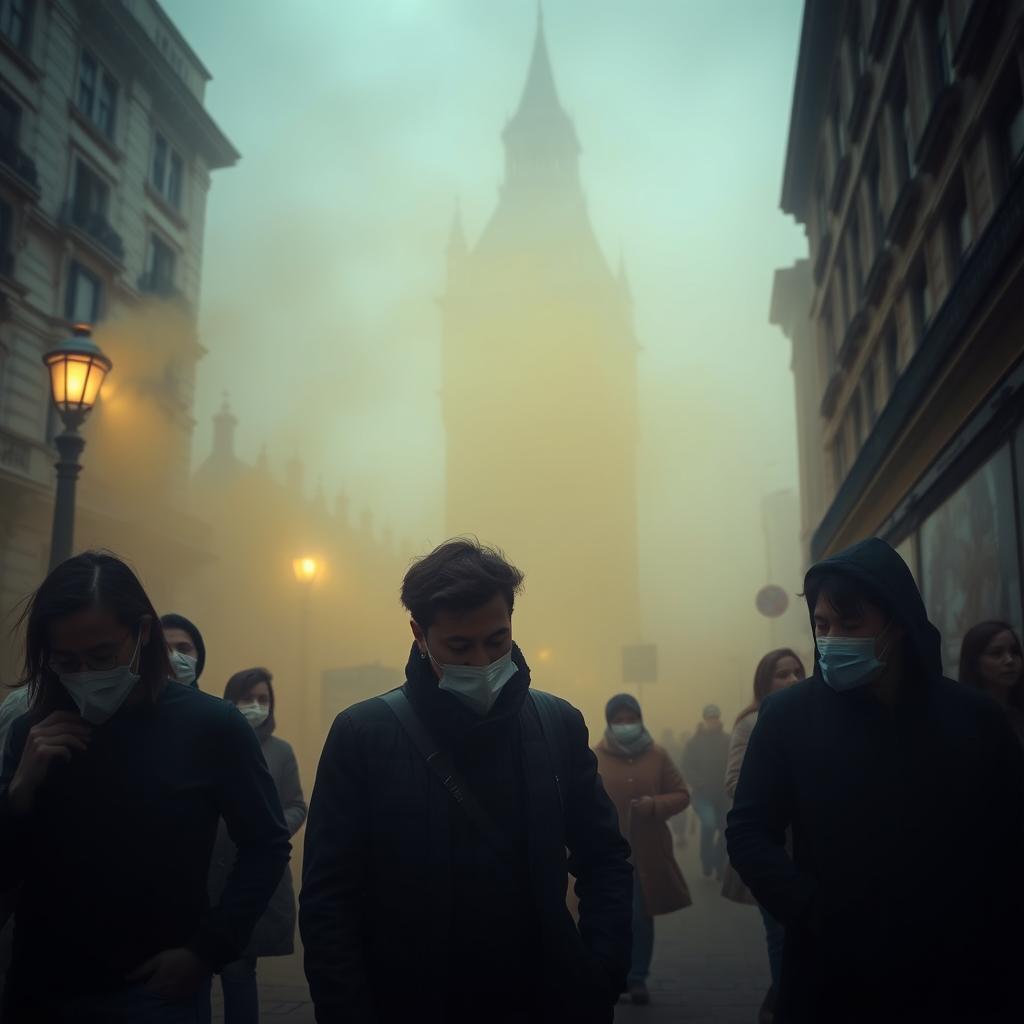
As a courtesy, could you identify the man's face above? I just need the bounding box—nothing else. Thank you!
[412,593,512,676]
[813,592,894,658]
[163,627,198,661]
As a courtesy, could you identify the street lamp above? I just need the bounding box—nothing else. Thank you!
[293,555,324,755]
[292,556,321,584]
[42,324,113,570]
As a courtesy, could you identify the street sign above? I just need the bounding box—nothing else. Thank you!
[756,585,790,618]
[622,643,657,684]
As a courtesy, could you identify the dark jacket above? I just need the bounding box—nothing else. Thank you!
[726,538,1024,1024]
[681,725,731,802]
[210,733,307,958]
[299,644,632,1024]
[0,683,290,1012]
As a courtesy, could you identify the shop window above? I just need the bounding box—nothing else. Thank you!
[919,446,1023,674]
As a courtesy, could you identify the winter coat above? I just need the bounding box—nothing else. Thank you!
[209,733,306,958]
[727,538,1024,1024]
[720,712,757,906]
[594,739,691,915]
[300,644,633,1024]
[681,724,731,803]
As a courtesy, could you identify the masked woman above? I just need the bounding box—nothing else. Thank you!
[594,694,691,1006]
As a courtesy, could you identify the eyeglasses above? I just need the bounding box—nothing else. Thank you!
[47,631,135,675]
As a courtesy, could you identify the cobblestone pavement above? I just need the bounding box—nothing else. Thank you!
[214,838,770,1023]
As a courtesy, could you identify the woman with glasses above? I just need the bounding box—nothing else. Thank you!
[0,551,290,1023]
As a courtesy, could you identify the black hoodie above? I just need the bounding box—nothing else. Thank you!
[726,538,1024,1023]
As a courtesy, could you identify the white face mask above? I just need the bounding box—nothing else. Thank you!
[168,650,197,686]
[427,643,518,716]
[60,633,142,725]
[238,701,269,728]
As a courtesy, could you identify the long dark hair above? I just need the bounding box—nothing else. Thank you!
[223,667,276,738]
[18,551,170,719]
[737,648,806,723]
[959,621,1024,710]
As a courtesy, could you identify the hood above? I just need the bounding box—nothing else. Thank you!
[803,537,944,683]
[160,613,206,685]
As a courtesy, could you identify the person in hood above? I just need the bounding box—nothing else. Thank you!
[300,538,632,1024]
[210,668,307,1024]
[161,613,206,689]
[726,538,1024,1024]
[959,621,1024,744]
[0,552,290,1023]
[682,704,731,879]
[594,693,690,1006]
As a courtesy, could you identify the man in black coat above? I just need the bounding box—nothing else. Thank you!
[727,538,1024,1023]
[300,539,633,1024]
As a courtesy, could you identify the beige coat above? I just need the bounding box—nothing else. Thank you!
[594,739,692,916]
[721,712,758,905]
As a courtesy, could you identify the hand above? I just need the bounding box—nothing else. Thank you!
[7,712,91,816]
[630,795,655,818]
[127,948,209,999]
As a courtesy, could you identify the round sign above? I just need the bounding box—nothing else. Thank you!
[756,585,789,619]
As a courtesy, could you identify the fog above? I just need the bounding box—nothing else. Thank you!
[10,1,816,772]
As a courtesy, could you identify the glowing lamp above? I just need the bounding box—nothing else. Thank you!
[43,324,112,419]
[293,556,321,583]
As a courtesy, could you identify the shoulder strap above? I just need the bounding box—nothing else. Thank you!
[378,688,511,857]
[529,689,569,811]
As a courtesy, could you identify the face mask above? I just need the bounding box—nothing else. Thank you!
[168,650,197,686]
[238,701,269,728]
[428,645,517,716]
[610,722,643,744]
[60,633,142,725]
[816,635,885,692]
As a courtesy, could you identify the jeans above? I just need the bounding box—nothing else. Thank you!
[37,977,212,1024]
[692,794,727,875]
[629,872,654,985]
[759,904,784,989]
[220,956,259,1024]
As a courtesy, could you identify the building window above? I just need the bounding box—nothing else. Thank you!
[884,322,901,393]
[997,70,1024,175]
[73,161,110,219]
[151,131,184,210]
[932,5,954,92]
[865,144,885,254]
[0,90,19,147]
[145,234,176,290]
[848,209,864,308]
[892,68,916,186]
[0,0,32,52]
[77,50,118,139]
[0,197,12,273]
[864,351,878,426]
[910,260,932,343]
[947,178,972,273]
[65,260,102,323]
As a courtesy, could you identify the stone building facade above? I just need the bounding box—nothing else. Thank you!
[775,0,1024,669]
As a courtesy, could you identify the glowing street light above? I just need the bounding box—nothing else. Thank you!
[293,556,321,584]
[42,324,113,569]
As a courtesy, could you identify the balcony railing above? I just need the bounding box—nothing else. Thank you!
[0,136,39,194]
[60,201,124,264]
[0,250,14,279]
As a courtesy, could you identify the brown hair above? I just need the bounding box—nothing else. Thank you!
[223,666,276,736]
[736,648,806,723]
[958,621,1024,710]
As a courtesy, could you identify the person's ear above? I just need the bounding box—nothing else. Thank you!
[409,620,427,656]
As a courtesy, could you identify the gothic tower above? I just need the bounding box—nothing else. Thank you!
[441,12,641,705]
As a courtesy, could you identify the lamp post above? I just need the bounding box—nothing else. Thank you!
[42,324,112,570]
[293,556,323,754]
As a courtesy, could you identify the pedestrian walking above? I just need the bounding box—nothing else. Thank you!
[595,694,691,1006]
[300,538,632,1024]
[727,538,1024,1024]
[682,705,731,879]
[161,613,207,689]
[958,621,1024,744]
[720,648,805,1024]
[209,668,307,1024]
[0,552,290,1023]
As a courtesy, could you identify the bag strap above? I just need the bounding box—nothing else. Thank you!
[528,689,569,812]
[378,688,511,858]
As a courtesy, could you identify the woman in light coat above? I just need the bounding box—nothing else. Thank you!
[721,649,805,1024]
[210,667,307,1024]
[594,693,690,1007]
